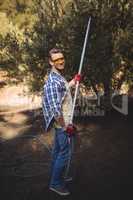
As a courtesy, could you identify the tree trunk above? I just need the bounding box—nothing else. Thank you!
[103,81,112,113]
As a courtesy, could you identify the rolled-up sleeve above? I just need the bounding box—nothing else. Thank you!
[46,81,62,118]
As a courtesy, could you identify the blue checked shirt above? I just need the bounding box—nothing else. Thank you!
[42,70,67,131]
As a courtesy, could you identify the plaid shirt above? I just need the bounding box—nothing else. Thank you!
[42,70,67,131]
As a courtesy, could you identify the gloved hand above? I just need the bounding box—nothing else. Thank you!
[66,124,77,137]
[74,74,82,83]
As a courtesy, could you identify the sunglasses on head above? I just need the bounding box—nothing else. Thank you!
[52,57,65,64]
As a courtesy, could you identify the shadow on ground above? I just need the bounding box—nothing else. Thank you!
[0,100,132,200]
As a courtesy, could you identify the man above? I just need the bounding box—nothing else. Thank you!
[42,48,81,196]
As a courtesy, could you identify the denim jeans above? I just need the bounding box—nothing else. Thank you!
[49,128,73,188]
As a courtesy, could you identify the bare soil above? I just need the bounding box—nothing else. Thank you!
[0,100,132,200]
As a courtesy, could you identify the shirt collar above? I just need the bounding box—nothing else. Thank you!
[51,67,61,75]
[51,67,67,83]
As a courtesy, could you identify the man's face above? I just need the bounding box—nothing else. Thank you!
[49,52,65,70]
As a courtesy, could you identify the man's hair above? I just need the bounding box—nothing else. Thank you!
[49,48,62,60]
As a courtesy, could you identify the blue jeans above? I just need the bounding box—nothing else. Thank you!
[49,128,73,188]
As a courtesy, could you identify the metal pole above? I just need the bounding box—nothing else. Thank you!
[64,18,92,179]
[70,17,91,123]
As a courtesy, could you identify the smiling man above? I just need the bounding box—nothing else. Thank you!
[42,48,81,196]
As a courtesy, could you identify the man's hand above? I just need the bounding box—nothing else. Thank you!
[66,124,77,137]
[74,74,82,82]
[68,74,82,87]
[55,115,66,128]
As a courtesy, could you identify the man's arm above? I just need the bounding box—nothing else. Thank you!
[68,74,82,88]
[68,79,76,88]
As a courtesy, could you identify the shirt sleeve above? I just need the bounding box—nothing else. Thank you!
[46,81,62,118]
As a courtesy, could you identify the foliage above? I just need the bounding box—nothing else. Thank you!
[0,0,133,101]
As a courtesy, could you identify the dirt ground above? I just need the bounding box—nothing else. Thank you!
[0,100,132,200]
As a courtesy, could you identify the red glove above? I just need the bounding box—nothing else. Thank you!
[74,74,82,83]
[66,124,77,137]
